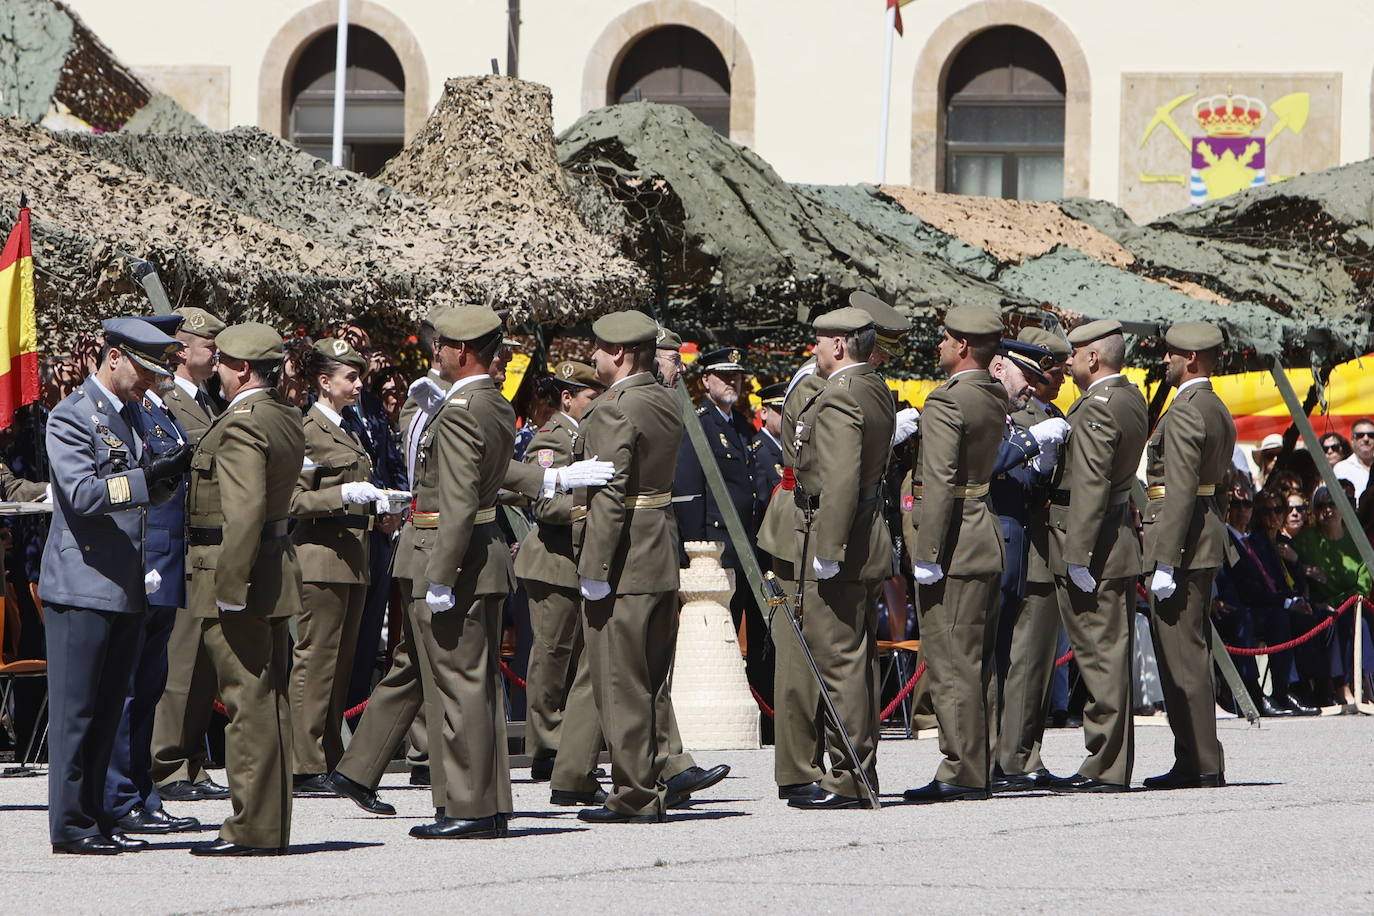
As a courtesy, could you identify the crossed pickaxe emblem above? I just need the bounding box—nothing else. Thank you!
[1138,90,1310,189]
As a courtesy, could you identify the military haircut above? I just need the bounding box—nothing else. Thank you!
[246,357,283,386]
[957,330,1000,363]
[470,328,504,363]
[844,326,878,362]
[628,340,657,372]
[1193,345,1221,371]
[418,318,439,354]
[1092,333,1127,369]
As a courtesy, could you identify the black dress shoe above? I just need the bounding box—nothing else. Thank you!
[1142,770,1226,790]
[1275,691,1320,716]
[777,781,821,799]
[105,832,149,851]
[190,838,285,856]
[989,773,1037,793]
[116,804,202,834]
[52,836,121,855]
[1030,768,1057,788]
[665,764,731,806]
[1044,773,1130,793]
[529,757,555,782]
[326,771,396,816]
[1256,695,1294,717]
[196,776,231,798]
[550,787,607,806]
[902,780,990,803]
[159,780,211,802]
[293,773,338,798]
[409,766,431,786]
[577,805,665,824]
[409,814,509,839]
[786,788,864,810]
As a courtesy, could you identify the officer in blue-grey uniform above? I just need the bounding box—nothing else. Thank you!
[103,314,201,837]
[40,317,192,855]
[750,382,786,508]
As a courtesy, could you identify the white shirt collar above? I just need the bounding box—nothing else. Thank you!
[447,373,490,399]
[1088,373,1124,391]
[711,402,733,423]
[145,389,166,409]
[829,363,863,380]
[91,377,122,409]
[313,400,344,429]
[611,371,651,391]
[1177,377,1208,393]
[762,428,782,449]
[228,386,266,409]
[173,375,199,399]
[559,410,579,429]
[948,368,980,380]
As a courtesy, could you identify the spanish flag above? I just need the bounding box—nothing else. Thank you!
[0,204,39,430]
[887,0,919,36]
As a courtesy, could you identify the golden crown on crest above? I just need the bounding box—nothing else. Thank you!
[1193,92,1266,138]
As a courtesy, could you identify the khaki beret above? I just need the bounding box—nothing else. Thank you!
[434,305,502,343]
[314,337,366,371]
[848,291,911,335]
[173,306,226,339]
[655,325,682,351]
[1165,321,1224,351]
[944,305,1002,337]
[1017,326,1071,361]
[592,309,659,346]
[217,322,285,362]
[1066,318,1123,347]
[552,360,602,390]
[813,306,874,335]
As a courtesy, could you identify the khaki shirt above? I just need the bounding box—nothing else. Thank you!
[1144,379,1236,571]
[187,388,305,618]
[163,381,216,447]
[514,411,580,589]
[755,371,825,565]
[289,403,374,585]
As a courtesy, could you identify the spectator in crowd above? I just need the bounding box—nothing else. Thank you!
[1272,447,1322,499]
[279,338,315,408]
[1293,486,1374,705]
[1251,434,1284,487]
[1334,418,1374,496]
[371,367,409,428]
[1321,432,1352,468]
[1282,491,1310,538]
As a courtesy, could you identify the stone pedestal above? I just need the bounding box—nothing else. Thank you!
[670,541,760,750]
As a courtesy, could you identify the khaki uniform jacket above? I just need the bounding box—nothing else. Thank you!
[514,411,579,589]
[1011,398,1060,584]
[1144,379,1236,571]
[1048,375,1149,580]
[793,364,895,583]
[572,373,682,595]
[163,382,215,447]
[911,368,1008,577]
[755,371,825,563]
[289,403,374,585]
[411,377,515,596]
[188,388,306,618]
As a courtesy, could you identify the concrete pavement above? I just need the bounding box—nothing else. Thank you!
[0,715,1370,913]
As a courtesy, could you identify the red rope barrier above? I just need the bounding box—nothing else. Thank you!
[1224,594,1365,656]
[879,660,927,721]
[499,659,527,691]
[1055,648,1074,668]
[749,684,775,721]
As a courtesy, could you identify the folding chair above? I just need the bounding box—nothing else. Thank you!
[0,587,48,772]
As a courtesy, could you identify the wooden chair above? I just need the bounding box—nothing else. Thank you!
[0,584,49,770]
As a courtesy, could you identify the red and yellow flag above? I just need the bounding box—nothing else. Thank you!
[887,0,919,36]
[0,206,39,429]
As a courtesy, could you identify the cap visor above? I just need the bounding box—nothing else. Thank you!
[125,350,173,377]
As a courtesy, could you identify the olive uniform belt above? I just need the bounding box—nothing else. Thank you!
[1146,484,1216,500]
[910,482,990,500]
[411,506,497,528]
[188,518,291,546]
[570,491,672,521]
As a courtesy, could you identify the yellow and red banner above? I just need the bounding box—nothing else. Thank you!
[0,207,39,430]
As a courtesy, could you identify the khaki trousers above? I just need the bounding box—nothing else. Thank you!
[769,570,823,787]
[1055,576,1135,785]
[150,607,219,786]
[918,573,999,789]
[995,579,1060,776]
[1151,567,1225,778]
[803,577,880,799]
[583,590,678,816]
[548,643,605,793]
[412,593,512,820]
[334,578,436,795]
[291,581,366,775]
[523,581,583,762]
[202,614,292,850]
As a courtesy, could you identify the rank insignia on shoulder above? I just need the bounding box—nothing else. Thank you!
[234,407,252,414]
[1094,395,1110,402]
[95,423,110,435]
[748,440,760,452]
[537,448,555,468]
[107,475,131,505]
[696,405,708,416]
[453,398,469,408]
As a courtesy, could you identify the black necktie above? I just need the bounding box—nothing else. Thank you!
[194,390,212,413]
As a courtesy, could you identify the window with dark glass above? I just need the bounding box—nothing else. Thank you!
[611,25,730,135]
[942,26,1065,201]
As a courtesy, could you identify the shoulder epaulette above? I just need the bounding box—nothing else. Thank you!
[748,439,761,452]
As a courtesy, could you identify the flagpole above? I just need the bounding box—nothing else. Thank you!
[331,0,350,168]
[875,3,897,184]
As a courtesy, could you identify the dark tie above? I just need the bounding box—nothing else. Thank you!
[342,407,369,450]
[194,389,212,414]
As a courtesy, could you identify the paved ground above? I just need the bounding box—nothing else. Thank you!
[1,715,1370,914]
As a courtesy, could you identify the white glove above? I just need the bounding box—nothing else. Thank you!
[374,489,412,515]
[41,484,52,503]
[580,577,611,601]
[1028,417,1070,448]
[425,582,456,613]
[216,600,246,613]
[891,408,920,447]
[1067,563,1096,593]
[144,569,162,595]
[813,557,840,580]
[408,375,447,413]
[341,481,385,506]
[1149,564,1177,599]
[554,457,615,492]
[913,561,944,586]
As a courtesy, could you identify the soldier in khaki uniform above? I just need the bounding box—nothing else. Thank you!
[289,339,402,795]
[1042,320,1148,792]
[571,310,687,823]
[1143,321,1236,789]
[151,305,231,803]
[515,361,607,798]
[186,322,306,856]
[407,306,517,839]
[903,305,1009,803]
[786,306,895,810]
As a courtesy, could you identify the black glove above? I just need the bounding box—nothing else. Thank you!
[145,443,192,484]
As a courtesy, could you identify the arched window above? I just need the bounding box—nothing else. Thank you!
[942,26,1064,200]
[288,25,405,176]
[611,25,730,135]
